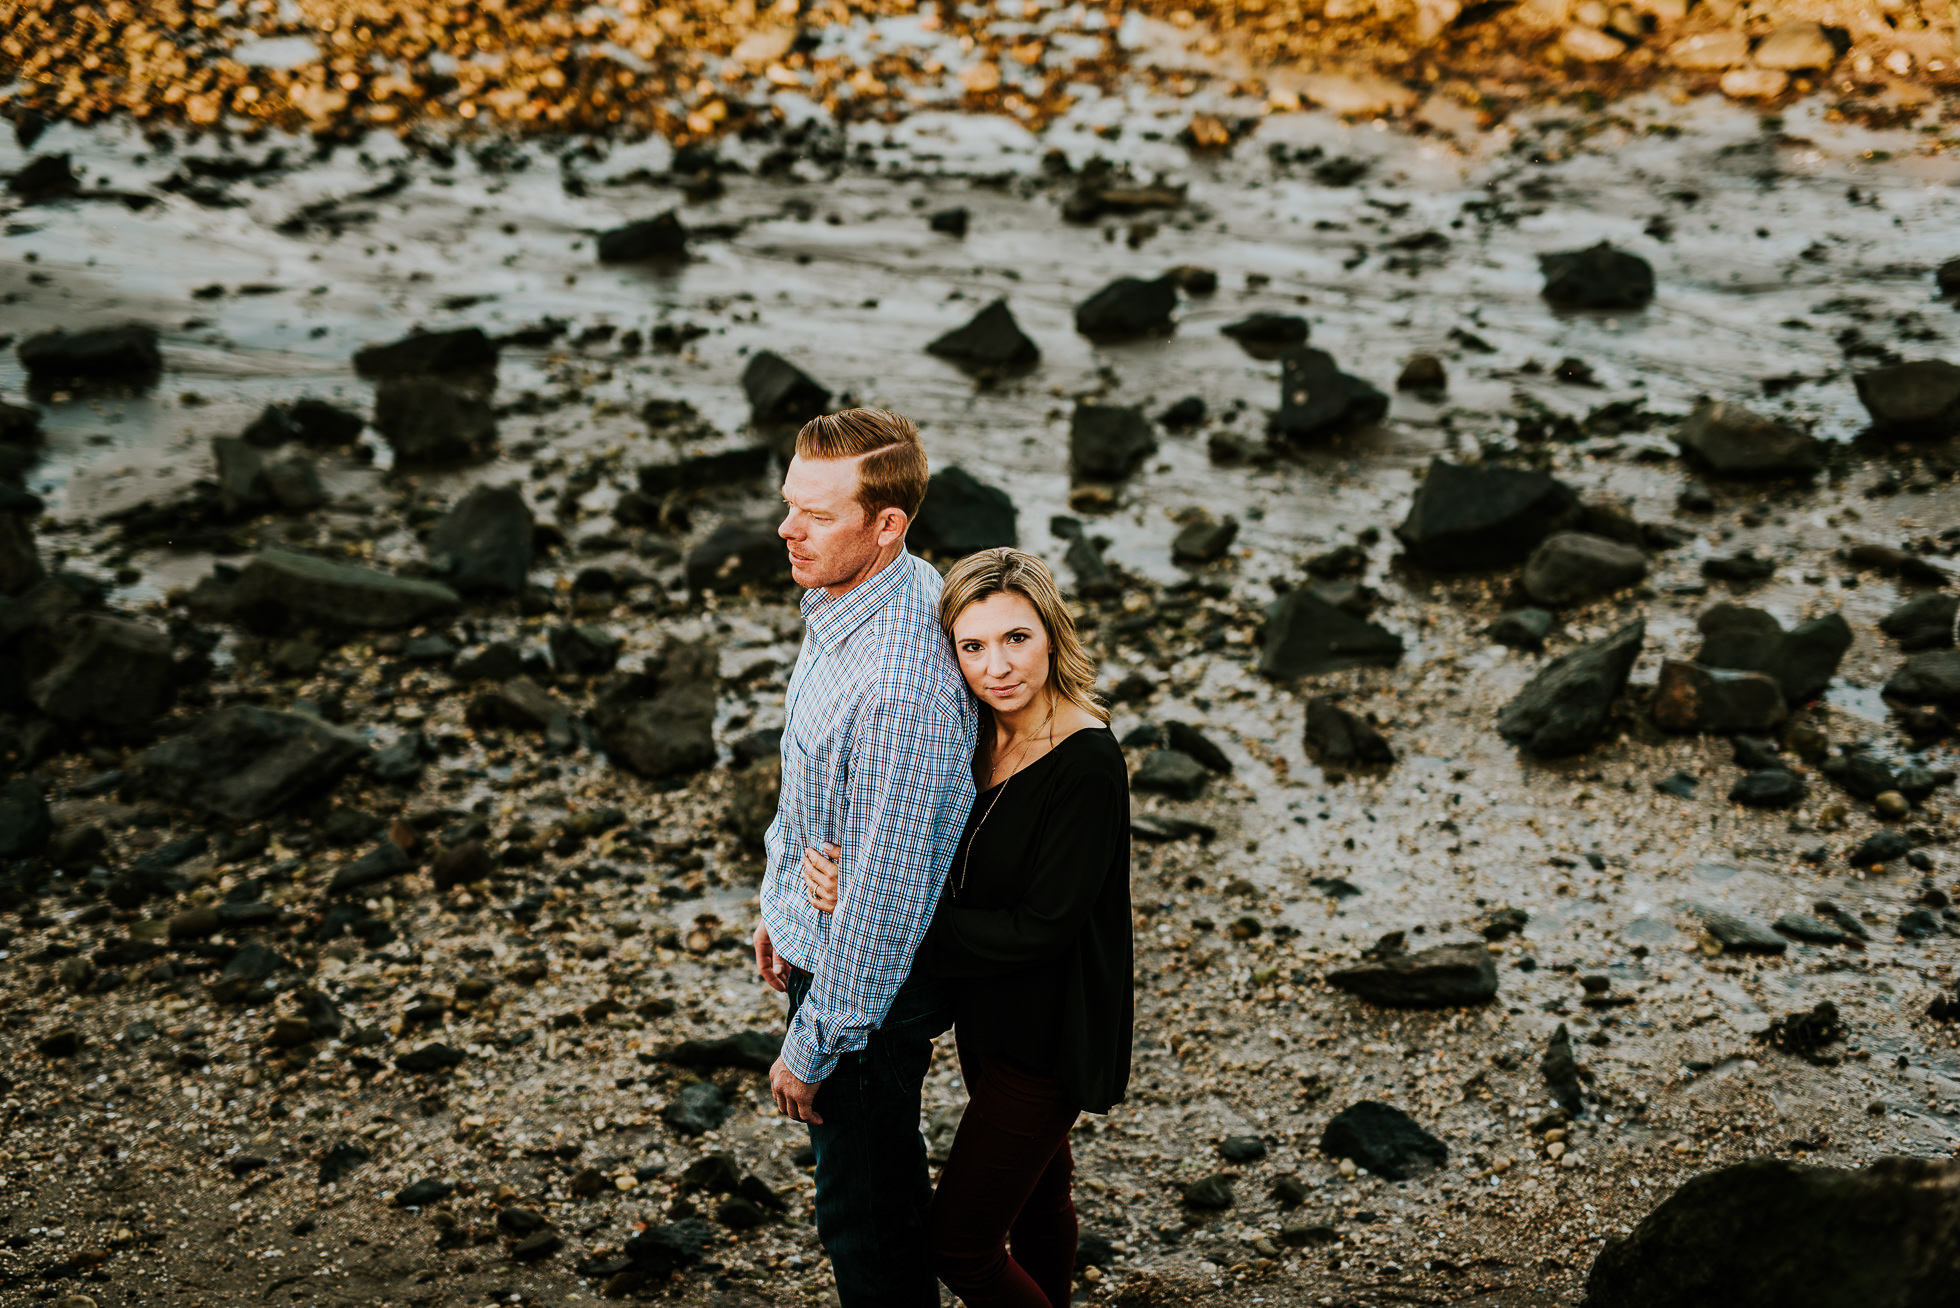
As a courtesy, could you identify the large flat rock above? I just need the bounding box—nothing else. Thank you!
[1581,1156,1960,1308]
[231,547,461,630]
[1327,943,1498,1007]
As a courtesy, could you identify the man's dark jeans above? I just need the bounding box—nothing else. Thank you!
[786,967,952,1308]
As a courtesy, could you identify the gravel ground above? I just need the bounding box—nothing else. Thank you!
[2,53,1959,1308]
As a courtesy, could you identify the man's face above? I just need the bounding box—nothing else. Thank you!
[779,454,886,593]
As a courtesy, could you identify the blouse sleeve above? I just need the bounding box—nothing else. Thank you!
[921,748,1128,979]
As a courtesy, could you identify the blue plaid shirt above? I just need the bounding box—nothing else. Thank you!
[761,550,978,1083]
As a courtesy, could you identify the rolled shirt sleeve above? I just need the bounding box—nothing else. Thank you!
[778,692,974,1083]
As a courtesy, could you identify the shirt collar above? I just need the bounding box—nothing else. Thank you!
[800,549,915,653]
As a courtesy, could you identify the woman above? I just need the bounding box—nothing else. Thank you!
[800,547,1133,1308]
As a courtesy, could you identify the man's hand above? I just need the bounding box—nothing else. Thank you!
[753,923,787,994]
[770,1057,823,1125]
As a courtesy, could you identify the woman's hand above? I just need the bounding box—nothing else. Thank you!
[802,842,841,913]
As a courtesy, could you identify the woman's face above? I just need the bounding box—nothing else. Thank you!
[952,591,1053,715]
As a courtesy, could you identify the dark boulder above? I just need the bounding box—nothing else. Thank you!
[1074,275,1178,338]
[263,455,326,513]
[1304,696,1396,767]
[1274,347,1388,441]
[1674,400,1824,477]
[1320,1102,1449,1180]
[1170,517,1237,564]
[595,640,718,781]
[395,1043,465,1075]
[17,324,162,384]
[1074,276,1176,341]
[1847,830,1911,867]
[1879,594,1958,651]
[243,397,365,448]
[1579,1156,1960,1308]
[0,777,51,859]
[371,375,496,464]
[1854,359,1960,439]
[1694,604,1852,705]
[1258,589,1403,680]
[0,400,43,445]
[1521,531,1648,606]
[685,520,790,594]
[663,1081,732,1136]
[1221,313,1309,358]
[549,623,622,676]
[452,641,528,683]
[229,548,460,630]
[1394,459,1583,570]
[1,512,46,596]
[1885,650,1960,709]
[1064,535,1117,597]
[1820,752,1898,802]
[1651,660,1787,734]
[1842,542,1950,588]
[1539,241,1654,310]
[317,1141,371,1186]
[1162,721,1231,774]
[1497,620,1644,757]
[1487,607,1554,650]
[1730,769,1807,808]
[1328,943,1498,1008]
[1397,353,1448,394]
[926,299,1040,373]
[1694,602,1782,670]
[370,731,431,785]
[426,484,534,596]
[1159,395,1206,427]
[637,446,772,497]
[1542,1023,1584,1116]
[352,327,498,379]
[1697,910,1787,954]
[466,678,576,751]
[663,1030,779,1074]
[137,705,371,821]
[1070,403,1157,481]
[325,840,414,895]
[211,437,269,517]
[1941,259,1960,298]
[28,614,176,734]
[606,1220,712,1283]
[1131,750,1209,801]
[911,467,1016,558]
[7,152,79,201]
[1180,1175,1234,1209]
[596,211,688,262]
[928,207,969,236]
[741,351,831,426]
[211,942,295,1002]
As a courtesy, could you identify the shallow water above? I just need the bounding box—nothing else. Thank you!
[4,88,1959,1143]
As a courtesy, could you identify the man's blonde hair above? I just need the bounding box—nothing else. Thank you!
[795,408,930,524]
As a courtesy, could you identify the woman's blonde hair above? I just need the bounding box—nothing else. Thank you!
[940,548,1109,737]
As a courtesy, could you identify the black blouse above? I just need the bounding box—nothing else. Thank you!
[917,727,1133,1113]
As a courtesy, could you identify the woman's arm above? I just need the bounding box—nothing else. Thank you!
[922,755,1127,979]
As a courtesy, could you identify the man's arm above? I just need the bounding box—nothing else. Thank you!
[778,692,972,1083]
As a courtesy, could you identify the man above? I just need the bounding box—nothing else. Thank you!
[752,408,978,1307]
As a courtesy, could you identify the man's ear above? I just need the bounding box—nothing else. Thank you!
[876,506,910,547]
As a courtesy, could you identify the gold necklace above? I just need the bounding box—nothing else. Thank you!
[954,706,1053,901]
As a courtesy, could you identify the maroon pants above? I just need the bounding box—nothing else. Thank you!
[929,1040,1081,1308]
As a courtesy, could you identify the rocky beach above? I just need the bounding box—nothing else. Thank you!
[4,4,1960,1307]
